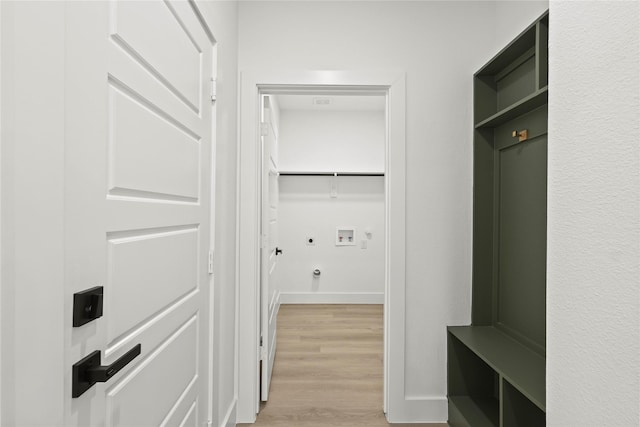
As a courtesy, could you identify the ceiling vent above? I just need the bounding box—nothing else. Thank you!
[312,97,332,106]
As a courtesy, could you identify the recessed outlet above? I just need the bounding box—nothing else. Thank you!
[306,237,315,246]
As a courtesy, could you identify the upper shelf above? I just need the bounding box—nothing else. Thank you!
[475,86,548,129]
[448,325,545,411]
[473,11,549,127]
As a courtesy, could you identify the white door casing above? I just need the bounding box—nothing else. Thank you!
[64,2,216,426]
[259,96,280,402]
[237,71,406,422]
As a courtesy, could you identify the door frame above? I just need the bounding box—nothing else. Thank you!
[236,69,406,423]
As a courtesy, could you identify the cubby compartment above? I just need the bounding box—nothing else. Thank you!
[502,380,546,427]
[448,333,499,427]
[474,11,549,129]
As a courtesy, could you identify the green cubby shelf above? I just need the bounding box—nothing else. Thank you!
[475,87,547,129]
[448,326,545,411]
[448,10,548,427]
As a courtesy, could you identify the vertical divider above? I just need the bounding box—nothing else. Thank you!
[491,143,500,326]
[472,128,496,326]
[535,17,549,89]
[499,376,504,427]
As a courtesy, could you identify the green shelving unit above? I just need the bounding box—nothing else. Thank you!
[448,11,549,427]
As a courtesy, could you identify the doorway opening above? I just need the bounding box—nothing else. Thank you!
[237,70,406,424]
[256,91,386,421]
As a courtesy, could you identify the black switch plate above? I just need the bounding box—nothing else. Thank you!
[73,286,104,327]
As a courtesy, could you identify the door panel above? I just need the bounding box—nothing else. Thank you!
[65,2,215,425]
[111,0,201,111]
[260,97,280,401]
[109,86,201,200]
[105,317,197,427]
[106,227,199,344]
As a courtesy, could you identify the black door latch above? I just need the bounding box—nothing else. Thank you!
[73,286,104,327]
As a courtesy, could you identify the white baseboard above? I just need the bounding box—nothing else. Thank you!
[220,398,236,427]
[279,292,384,304]
[387,396,448,424]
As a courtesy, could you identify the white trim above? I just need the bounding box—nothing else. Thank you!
[280,292,384,305]
[237,69,406,423]
[387,396,448,423]
[219,398,237,427]
[384,71,407,423]
[206,41,218,427]
[0,1,4,421]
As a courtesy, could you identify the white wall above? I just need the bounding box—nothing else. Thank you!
[547,2,640,425]
[278,110,385,172]
[199,2,239,427]
[277,176,384,303]
[238,1,548,420]
[493,0,549,55]
[276,109,385,302]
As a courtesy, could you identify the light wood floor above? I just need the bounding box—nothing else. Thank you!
[238,304,447,427]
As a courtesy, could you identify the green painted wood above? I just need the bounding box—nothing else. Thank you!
[494,106,548,151]
[448,332,497,397]
[496,55,536,111]
[497,125,547,351]
[475,75,498,124]
[502,380,546,427]
[494,46,535,83]
[472,128,495,326]
[449,396,499,427]
[448,326,545,411]
[490,106,547,356]
[448,399,472,427]
[536,17,549,90]
[475,87,548,129]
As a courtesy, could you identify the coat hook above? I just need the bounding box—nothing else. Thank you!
[512,129,528,142]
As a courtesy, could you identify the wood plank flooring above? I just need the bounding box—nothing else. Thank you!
[238,304,448,427]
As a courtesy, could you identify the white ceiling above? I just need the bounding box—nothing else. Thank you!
[275,94,385,112]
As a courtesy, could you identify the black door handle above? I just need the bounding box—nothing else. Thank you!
[72,344,141,397]
[275,247,283,256]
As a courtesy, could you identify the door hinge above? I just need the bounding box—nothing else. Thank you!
[260,345,267,361]
[210,78,217,103]
[260,122,269,137]
[208,250,214,274]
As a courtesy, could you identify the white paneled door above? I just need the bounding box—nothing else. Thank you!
[65,1,215,425]
[260,96,280,401]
